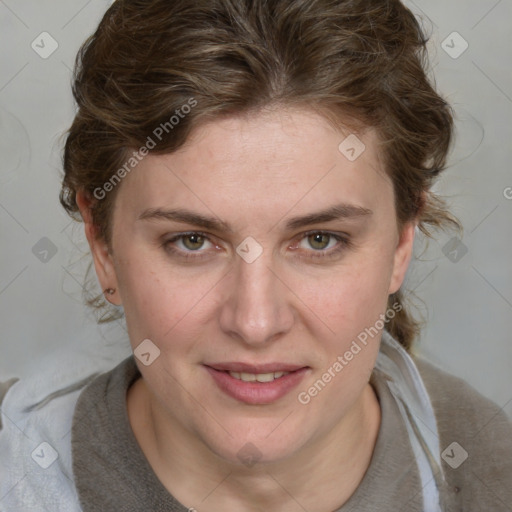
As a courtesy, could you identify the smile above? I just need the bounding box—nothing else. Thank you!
[204,365,309,404]
[227,371,290,382]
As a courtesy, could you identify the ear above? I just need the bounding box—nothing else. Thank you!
[388,221,416,295]
[76,190,121,306]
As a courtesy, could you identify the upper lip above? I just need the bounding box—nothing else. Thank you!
[205,362,308,373]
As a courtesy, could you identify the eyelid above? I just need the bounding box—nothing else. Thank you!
[298,229,350,241]
[174,231,215,249]
[162,230,351,260]
[162,231,218,259]
[290,230,351,256]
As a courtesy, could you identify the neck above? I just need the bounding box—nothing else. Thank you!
[127,379,381,512]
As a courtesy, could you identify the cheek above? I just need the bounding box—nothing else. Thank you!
[294,264,390,414]
[298,253,395,341]
[115,251,220,347]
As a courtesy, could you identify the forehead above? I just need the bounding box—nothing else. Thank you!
[174,107,381,175]
[114,107,393,224]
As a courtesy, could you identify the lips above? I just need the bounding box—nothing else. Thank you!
[203,363,310,404]
[205,362,307,373]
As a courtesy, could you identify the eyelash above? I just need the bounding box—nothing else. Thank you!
[162,231,352,262]
[295,231,352,260]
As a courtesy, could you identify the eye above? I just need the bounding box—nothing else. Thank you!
[178,233,209,251]
[163,231,217,260]
[300,232,338,251]
[292,231,351,260]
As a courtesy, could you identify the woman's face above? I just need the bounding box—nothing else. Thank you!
[85,107,414,465]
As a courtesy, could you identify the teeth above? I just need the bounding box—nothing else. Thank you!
[228,371,290,382]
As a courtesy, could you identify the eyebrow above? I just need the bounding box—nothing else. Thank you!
[284,203,373,230]
[137,203,373,232]
[137,208,233,232]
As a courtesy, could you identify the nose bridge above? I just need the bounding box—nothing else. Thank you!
[220,249,293,344]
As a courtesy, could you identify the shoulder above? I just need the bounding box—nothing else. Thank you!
[0,379,84,511]
[0,350,128,512]
[413,356,512,510]
[413,356,512,438]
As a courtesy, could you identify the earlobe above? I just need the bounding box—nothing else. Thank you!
[388,221,416,295]
[76,190,121,306]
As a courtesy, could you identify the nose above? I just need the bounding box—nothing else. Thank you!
[218,251,294,346]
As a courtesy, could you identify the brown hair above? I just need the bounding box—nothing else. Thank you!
[60,0,460,351]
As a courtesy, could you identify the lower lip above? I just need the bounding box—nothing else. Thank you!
[204,366,309,405]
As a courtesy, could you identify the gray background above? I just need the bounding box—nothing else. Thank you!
[0,0,511,418]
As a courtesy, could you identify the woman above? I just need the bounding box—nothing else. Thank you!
[1,0,511,510]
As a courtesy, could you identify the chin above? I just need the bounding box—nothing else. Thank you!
[197,419,307,468]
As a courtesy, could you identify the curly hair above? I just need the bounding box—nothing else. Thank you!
[60,0,460,351]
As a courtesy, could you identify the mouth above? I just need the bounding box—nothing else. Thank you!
[203,363,310,404]
[226,370,291,382]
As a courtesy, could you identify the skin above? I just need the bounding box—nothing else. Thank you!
[77,106,416,512]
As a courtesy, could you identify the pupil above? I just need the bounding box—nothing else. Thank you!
[185,234,204,250]
[310,233,329,250]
